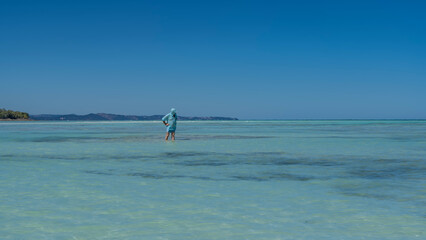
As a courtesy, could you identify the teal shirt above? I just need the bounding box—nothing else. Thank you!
[162,113,177,129]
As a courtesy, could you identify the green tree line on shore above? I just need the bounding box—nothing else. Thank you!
[0,109,30,119]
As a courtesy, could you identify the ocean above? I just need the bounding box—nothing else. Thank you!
[0,120,425,239]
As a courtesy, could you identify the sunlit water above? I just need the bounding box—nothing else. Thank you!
[1,120,425,240]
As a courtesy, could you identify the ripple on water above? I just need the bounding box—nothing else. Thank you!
[348,165,426,180]
[16,134,275,143]
[165,151,344,167]
[18,135,159,143]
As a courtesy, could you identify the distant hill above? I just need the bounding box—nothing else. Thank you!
[30,113,238,121]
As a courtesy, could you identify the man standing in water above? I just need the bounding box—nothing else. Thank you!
[162,108,177,141]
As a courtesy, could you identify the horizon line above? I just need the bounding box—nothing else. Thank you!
[27,113,426,121]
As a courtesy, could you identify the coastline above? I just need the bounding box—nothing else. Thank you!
[0,119,34,121]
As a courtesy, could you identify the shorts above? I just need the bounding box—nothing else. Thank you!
[167,126,176,133]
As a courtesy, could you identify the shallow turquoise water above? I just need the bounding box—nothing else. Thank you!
[1,120,425,239]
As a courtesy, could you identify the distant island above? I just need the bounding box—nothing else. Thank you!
[0,108,237,121]
[30,113,238,121]
[0,109,30,120]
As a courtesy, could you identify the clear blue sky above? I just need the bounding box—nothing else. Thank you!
[1,0,425,119]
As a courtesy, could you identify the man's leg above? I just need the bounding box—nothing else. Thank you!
[171,132,175,141]
[165,132,170,140]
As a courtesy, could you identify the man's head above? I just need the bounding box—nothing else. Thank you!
[170,108,176,115]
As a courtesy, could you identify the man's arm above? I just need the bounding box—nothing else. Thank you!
[162,113,170,126]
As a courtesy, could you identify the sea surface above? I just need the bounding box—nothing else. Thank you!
[0,120,425,240]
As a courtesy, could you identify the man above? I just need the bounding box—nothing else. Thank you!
[162,108,177,141]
